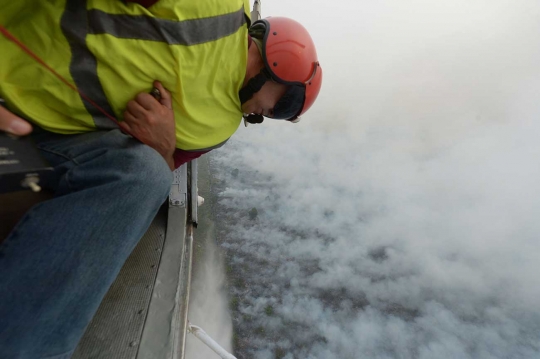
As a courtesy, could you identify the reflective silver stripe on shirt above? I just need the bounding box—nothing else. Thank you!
[88,7,247,45]
[61,0,117,129]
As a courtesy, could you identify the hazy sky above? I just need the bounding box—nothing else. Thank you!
[211,1,540,358]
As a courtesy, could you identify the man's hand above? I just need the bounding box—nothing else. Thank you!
[120,81,176,170]
[0,105,32,136]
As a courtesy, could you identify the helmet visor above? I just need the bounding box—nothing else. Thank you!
[272,85,305,121]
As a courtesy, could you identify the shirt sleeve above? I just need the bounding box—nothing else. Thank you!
[173,149,209,169]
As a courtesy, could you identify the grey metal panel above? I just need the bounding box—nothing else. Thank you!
[170,166,187,207]
[137,206,187,359]
[251,0,261,21]
[189,160,198,226]
[172,160,198,358]
[73,205,168,359]
[173,225,194,359]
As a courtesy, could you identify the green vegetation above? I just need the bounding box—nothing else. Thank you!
[264,305,274,316]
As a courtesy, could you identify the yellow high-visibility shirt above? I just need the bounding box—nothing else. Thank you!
[0,0,250,151]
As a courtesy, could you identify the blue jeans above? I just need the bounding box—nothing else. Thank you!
[0,128,172,359]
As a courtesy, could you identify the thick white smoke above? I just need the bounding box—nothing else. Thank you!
[211,1,540,358]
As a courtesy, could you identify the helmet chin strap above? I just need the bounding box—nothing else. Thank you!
[239,68,271,104]
[239,68,272,125]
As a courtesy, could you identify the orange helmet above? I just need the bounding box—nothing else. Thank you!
[248,17,323,122]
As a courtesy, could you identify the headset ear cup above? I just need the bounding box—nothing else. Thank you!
[244,114,264,124]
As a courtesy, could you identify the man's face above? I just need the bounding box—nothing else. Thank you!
[241,80,288,118]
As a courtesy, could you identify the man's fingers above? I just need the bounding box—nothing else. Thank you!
[135,92,158,111]
[154,80,172,110]
[0,107,33,136]
[126,99,148,118]
[132,82,172,111]
[5,118,32,136]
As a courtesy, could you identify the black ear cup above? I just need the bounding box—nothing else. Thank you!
[244,114,264,124]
